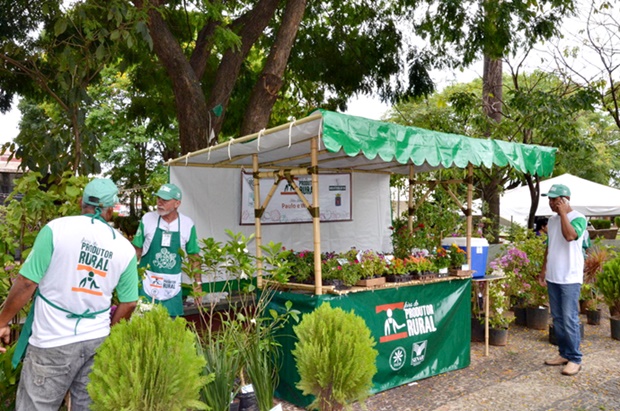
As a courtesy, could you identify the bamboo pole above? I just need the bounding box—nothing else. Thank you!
[311,137,322,295]
[466,164,473,269]
[253,154,263,287]
[408,165,414,232]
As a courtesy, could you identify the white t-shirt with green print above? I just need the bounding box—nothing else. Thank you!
[20,215,138,348]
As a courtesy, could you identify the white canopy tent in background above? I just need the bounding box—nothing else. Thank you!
[483,173,620,226]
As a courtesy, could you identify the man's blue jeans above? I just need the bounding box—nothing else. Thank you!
[547,281,582,364]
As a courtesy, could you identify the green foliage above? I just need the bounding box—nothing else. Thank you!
[615,217,620,228]
[200,325,243,411]
[597,257,620,318]
[590,219,611,229]
[188,232,300,411]
[292,303,378,411]
[0,172,87,261]
[88,304,209,411]
[0,343,23,410]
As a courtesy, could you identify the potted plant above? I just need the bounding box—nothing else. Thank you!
[88,305,210,411]
[433,247,450,275]
[287,250,315,284]
[596,256,620,340]
[486,279,514,346]
[355,250,387,287]
[448,243,468,269]
[292,303,378,411]
[385,257,410,282]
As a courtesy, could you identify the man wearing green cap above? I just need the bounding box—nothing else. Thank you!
[132,183,202,316]
[539,183,587,376]
[0,178,139,410]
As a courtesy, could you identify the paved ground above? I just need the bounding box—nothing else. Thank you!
[278,309,620,411]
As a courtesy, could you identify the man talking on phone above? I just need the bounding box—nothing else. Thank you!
[539,184,587,376]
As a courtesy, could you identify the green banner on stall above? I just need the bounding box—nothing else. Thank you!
[271,279,471,407]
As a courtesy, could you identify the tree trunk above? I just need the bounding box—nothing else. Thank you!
[205,0,281,142]
[525,174,541,229]
[240,0,307,136]
[481,56,504,242]
[133,0,209,154]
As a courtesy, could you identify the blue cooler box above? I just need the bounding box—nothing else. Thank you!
[441,237,489,278]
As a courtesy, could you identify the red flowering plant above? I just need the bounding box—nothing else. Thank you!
[286,250,315,284]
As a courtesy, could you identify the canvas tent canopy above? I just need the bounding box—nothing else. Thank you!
[167,109,557,294]
[486,173,620,226]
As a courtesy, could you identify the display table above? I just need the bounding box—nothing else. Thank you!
[270,277,471,407]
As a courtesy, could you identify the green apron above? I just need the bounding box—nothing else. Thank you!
[12,212,113,369]
[139,216,184,316]
[12,291,110,369]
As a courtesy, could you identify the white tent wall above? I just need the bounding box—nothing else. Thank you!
[475,174,620,226]
[170,166,393,254]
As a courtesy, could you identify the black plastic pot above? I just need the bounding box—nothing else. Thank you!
[526,306,549,330]
[513,306,527,326]
[611,317,620,340]
[586,309,601,325]
[236,391,259,411]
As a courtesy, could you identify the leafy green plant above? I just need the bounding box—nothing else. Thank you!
[386,257,408,275]
[88,304,210,411]
[590,219,611,229]
[200,324,243,411]
[0,343,22,410]
[597,257,620,318]
[188,232,300,411]
[615,216,620,228]
[0,172,87,263]
[292,303,378,411]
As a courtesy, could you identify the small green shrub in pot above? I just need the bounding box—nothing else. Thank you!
[292,303,378,411]
[615,216,620,228]
[88,304,210,411]
[597,257,620,318]
[591,219,612,230]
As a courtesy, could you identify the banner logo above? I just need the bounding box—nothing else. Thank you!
[410,340,427,366]
[389,346,406,371]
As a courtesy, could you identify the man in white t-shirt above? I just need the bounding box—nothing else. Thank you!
[539,183,586,376]
[0,178,139,410]
[132,183,202,316]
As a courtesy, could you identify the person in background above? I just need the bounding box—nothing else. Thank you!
[0,178,139,410]
[132,183,202,316]
[535,217,549,237]
[539,184,586,376]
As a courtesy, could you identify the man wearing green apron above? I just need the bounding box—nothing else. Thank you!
[133,183,202,316]
[0,178,139,410]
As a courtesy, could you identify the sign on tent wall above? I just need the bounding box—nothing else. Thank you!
[240,171,352,225]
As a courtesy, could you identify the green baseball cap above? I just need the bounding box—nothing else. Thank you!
[542,184,571,198]
[82,178,120,207]
[156,183,182,200]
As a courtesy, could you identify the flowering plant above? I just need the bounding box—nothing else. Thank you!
[491,228,547,307]
[487,279,515,329]
[405,256,433,273]
[448,244,467,268]
[433,247,450,269]
[356,250,387,278]
[386,257,408,275]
